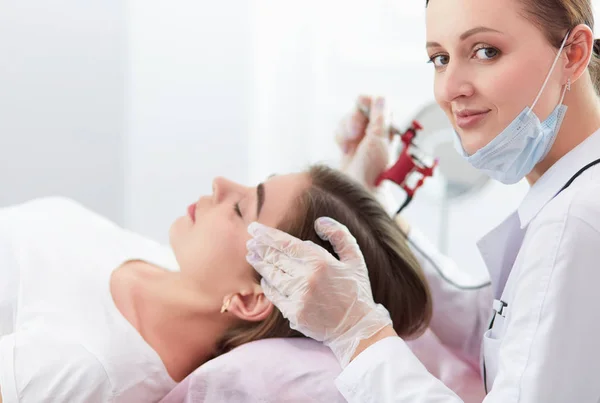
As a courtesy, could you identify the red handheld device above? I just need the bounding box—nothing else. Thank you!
[358,105,439,214]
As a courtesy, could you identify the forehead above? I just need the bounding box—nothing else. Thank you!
[426,0,526,40]
[258,172,310,227]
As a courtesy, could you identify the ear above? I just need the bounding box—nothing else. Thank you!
[564,24,595,84]
[224,284,274,322]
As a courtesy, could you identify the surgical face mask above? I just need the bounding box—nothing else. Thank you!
[453,32,571,185]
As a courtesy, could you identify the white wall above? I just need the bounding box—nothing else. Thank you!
[126,0,253,241]
[0,0,125,223]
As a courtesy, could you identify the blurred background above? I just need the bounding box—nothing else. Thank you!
[1,0,597,281]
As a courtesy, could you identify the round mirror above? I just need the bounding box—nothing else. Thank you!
[406,102,491,253]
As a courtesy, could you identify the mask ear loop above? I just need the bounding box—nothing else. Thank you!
[528,31,571,115]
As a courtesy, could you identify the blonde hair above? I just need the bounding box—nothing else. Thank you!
[517,0,600,94]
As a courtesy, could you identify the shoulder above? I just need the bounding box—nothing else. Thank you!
[533,178,600,234]
[1,335,113,402]
[516,180,600,297]
[14,336,108,377]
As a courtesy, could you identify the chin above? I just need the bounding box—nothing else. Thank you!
[168,216,186,248]
[457,130,492,156]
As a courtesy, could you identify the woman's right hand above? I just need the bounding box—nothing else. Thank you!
[246,217,393,368]
[336,96,391,191]
[336,96,412,235]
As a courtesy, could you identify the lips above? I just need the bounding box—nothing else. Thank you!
[187,203,196,222]
[454,109,490,129]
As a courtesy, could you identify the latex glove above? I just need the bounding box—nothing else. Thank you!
[246,216,393,368]
[336,95,391,191]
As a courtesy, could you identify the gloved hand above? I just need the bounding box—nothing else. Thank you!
[246,216,393,368]
[336,95,392,191]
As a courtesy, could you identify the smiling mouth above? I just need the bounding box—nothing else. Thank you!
[454,110,490,129]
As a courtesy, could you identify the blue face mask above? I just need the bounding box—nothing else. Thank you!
[453,32,571,185]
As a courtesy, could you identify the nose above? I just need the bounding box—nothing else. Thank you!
[212,176,240,203]
[435,62,475,106]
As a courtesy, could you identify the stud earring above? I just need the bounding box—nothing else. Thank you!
[220,298,231,314]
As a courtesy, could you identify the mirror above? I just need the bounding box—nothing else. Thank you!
[408,102,491,253]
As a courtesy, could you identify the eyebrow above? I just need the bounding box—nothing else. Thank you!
[426,26,503,48]
[256,183,265,219]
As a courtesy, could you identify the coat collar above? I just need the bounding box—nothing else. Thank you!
[518,128,600,228]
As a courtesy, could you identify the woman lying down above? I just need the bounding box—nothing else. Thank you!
[0,165,432,403]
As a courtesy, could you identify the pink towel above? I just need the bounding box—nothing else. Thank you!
[161,330,485,403]
[407,330,485,402]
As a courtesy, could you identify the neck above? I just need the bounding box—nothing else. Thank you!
[127,267,231,381]
[527,79,600,185]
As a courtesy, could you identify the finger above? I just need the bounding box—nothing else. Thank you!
[356,95,372,116]
[335,96,374,157]
[314,217,366,264]
[247,222,301,253]
[350,95,371,139]
[270,270,308,303]
[337,96,371,143]
[366,97,388,139]
[261,278,298,324]
[247,250,280,283]
[247,251,304,296]
[248,222,330,264]
[335,113,368,155]
[334,115,360,155]
[260,278,288,311]
[248,234,329,280]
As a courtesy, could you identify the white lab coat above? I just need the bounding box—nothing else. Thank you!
[335,129,600,402]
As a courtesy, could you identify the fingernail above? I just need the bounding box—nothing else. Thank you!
[316,216,334,227]
[248,221,261,236]
[374,97,385,110]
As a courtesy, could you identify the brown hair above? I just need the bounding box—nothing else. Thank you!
[426,0,600,94]
[215,165,432,355]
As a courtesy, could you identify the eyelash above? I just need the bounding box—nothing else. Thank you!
[473,44,500,60]
[234,202,242,218]
[427,44,500,68]
[427,53,448,67]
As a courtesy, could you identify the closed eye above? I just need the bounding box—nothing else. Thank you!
[234,202,242,218]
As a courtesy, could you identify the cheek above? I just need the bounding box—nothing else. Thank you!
[433,76,455,131]
[490,54,553,122]
[433,74,446,108]
[171,214,251,282]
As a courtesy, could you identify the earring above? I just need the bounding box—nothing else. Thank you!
[567,78,572,91]
[220,298,231,314]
